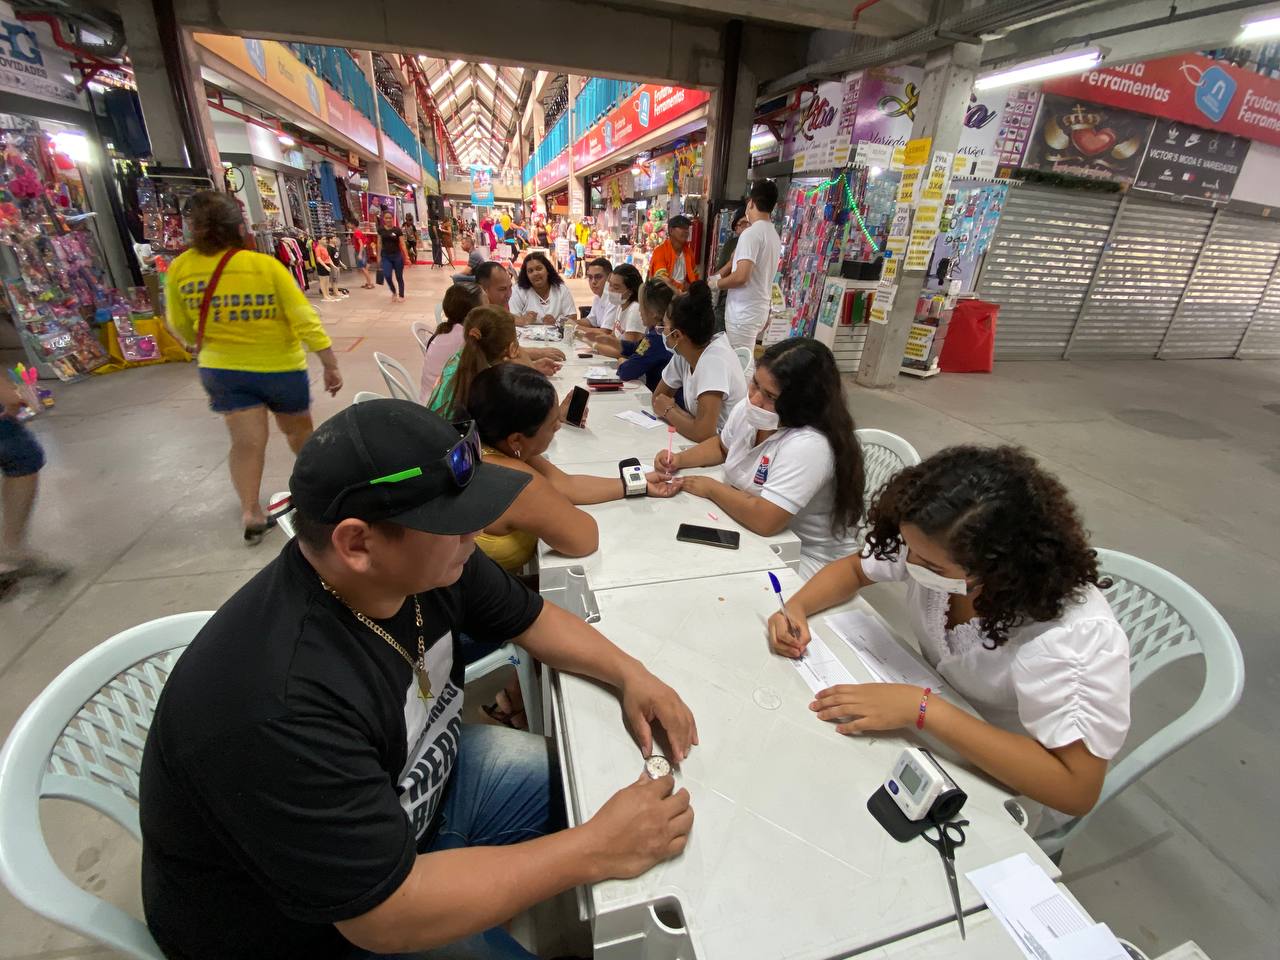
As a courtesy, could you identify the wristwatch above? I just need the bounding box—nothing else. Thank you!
[619,457,647,497]
[645,755,672,779]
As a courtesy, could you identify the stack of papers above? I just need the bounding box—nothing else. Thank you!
[586,366,620,381]
[967,854,1128,960]
[614,410,664,429]
[822,610,945,692]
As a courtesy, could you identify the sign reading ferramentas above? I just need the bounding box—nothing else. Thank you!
[0,2,85,108]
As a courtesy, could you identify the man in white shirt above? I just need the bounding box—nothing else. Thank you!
[580,258,617,330]
[708,180,782,350]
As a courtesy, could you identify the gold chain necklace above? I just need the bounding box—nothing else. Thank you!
[320,579,432,700]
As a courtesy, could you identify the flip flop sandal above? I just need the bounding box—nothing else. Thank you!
[243,515,277,546]
[481,702,528,730]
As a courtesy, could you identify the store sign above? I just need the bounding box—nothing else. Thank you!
[572,83,710,169]
[195,34,329,125]
[535,150,570,190]
[1134,118,1249,202]
[470,165,494,205]
[784,78,853,169]
[850,65,924,150]
[992,87,1041,169]
[1044,53,1280,149]
[324,88,378,156]
[384,138,420,182]
[0,2,85,108]
[1023,94,1156,183]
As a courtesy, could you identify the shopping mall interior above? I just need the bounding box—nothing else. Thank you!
[0,1,1278,959]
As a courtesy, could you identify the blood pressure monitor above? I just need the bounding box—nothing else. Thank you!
[885,747,966,822]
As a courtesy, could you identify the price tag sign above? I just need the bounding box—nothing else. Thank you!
[903,137,932,167]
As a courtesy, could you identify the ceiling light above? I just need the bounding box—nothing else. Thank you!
[1240,9,1280,39]
[975,47,1104,90]
[277,132,296,147]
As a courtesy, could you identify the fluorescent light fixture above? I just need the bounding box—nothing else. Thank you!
[53,130,91,164]
[277,132,296,147]
[975,47,1104,91]
[1240,9,1280,40]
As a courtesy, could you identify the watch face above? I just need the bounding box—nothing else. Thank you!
[645,755,672,779]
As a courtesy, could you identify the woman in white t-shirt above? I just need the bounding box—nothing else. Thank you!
[580,264,644,359]
[509,252,577,327]
[654,338,865,578]
[767,446,1131,819]
[651,281,747,441]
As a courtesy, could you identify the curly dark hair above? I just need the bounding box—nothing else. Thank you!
[864,445,1103,648]
[516,251,564,289]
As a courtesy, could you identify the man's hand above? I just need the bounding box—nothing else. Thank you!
[645,472,683,497]
[583,774,693,881]
[620,668,698,762]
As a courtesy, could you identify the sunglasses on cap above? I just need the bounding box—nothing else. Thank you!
[320,420,482,521]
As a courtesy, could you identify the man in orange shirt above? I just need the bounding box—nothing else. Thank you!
[647,215,698,291]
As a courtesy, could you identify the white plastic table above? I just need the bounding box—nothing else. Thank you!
[549,567,1059,960]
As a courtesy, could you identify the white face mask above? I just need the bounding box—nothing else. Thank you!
[904,554,971,595]
[605,290,624,306]
[743,401,780,431]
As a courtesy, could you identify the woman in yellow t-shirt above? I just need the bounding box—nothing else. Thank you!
[166,191,343,544]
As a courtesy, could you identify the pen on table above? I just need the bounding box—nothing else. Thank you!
[768,571,801,639]
[641,409,658,421]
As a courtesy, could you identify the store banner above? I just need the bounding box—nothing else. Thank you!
[1043,53,1280,148]
[993,87,1041,170]
[849,65,925,150]
[956,89,1014,161]
[1022,94,1156,183]
[1134,118,1249,202]
[470,166,494,205]
[0,2,86,109]
[534,150,570,190]
[324,88,378,156]
[195,34,329,124]
[783,78,854,169]
[385,139,421,182]
[572,83,711,169]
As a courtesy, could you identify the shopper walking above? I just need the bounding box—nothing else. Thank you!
[165,191,343,544]
[0,377,66,599]
[377,210,409,303]
[403,212,420,264]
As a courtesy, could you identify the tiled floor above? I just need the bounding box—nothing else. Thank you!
[0,264,1275,959]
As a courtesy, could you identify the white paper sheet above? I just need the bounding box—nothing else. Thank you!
[614,409,664,429]
[822,610,945,692]
[1043,925,1129,960]
[586,366,620,381]
[790,636,858,695]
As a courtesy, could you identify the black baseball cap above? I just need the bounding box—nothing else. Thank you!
[289,399,529,535]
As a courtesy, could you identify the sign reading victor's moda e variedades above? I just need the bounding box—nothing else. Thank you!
[0,2,85,108]
[1134,118,1249,202]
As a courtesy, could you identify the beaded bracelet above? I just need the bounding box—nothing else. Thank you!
[916,687,932,730]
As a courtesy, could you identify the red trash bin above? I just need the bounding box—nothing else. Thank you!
[939,299,1000,373]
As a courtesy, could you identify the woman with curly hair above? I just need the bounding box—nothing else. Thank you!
[767,446,1130,818]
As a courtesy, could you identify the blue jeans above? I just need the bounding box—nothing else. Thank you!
[382,254,406,296]
[347,724,564,960]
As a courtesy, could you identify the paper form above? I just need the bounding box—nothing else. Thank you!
[790,636,858,694]
[614,410,664,429]
[822,610,944,692]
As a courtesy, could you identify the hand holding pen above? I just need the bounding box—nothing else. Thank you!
[767,571,812,659]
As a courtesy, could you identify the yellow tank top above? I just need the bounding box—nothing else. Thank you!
[475,446,539,572]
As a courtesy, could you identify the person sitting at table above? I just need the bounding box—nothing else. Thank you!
[474,261,565,369]
[767,445,1131,820]
[579,257,616,331]
[616,277,677,393]
[578,264,643,359]
[509,251,577,328]
[655,338,864,577]
[139,399,697,960]
[651,281,747,441]
[418,282,484,403]
[427,307,558,417]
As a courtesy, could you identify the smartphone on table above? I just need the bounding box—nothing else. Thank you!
[676,523,741,550]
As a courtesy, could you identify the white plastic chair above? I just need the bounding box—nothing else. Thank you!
[353,390,385,403]
[411,320,433,355]
[0,612,212,959]
[734,346,754,371]
[1035,548,1245,856]
[270,494,543,734]
[855,428,921,506]
[373,352,417,403]
[434,302,444,327]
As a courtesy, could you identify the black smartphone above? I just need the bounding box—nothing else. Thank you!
[676,523,741,550]
[566,385,589,427]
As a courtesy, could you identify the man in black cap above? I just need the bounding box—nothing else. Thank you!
[139,400,697,960]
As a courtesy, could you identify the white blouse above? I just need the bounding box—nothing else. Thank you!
[861,550,1132,761]
[510,282,576,322]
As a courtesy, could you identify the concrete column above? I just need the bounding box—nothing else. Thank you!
[703,19,749,266]
[566,77,584,219]
[855,42,982,389]
[359,50,390,195]
[398,62,428,223]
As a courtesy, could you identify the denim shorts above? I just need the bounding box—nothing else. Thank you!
[198,368,310,415]
[0,417,45,477]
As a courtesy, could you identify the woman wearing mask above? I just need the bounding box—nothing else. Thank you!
[579,264,643,359]
[616,277,677,392]
[768,445,1131,821]
[510,251,577,326]
[376,210,409,303]
[655,338,864,577]
[418,282,484,402]
[651,281,747,441]
[165,191,342,543]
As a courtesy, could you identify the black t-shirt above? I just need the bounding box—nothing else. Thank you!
[378,226,404,255]
[139,540,543,960]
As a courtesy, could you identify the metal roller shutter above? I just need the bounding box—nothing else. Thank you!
[1161,213,1280,358]
[976,187,1120,358]
[1068,196,1214,358]
[1238,259,1280,358]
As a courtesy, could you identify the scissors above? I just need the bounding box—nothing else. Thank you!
[922,818,969,939]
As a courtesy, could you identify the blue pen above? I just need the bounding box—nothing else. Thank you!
[768,571,800,639]
[641,409,658,420]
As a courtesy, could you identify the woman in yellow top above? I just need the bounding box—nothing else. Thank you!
[466,362,681,726]
[166,191,343,544]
